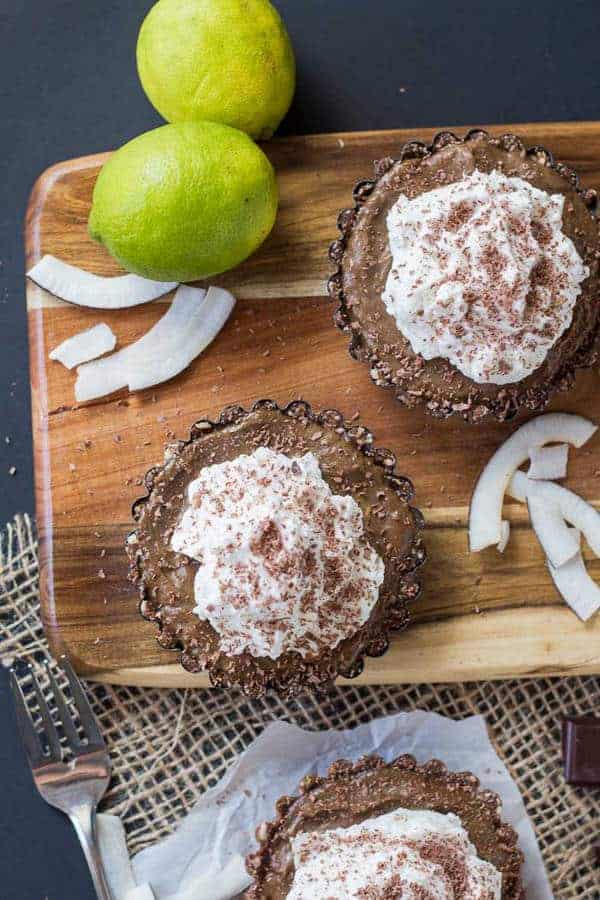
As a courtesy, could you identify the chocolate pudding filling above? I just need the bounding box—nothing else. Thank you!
[330,129,600,422]
[127,400,425,696]
[245,755,524,899]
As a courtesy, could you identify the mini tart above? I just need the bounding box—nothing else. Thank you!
[127,400,425,697]
[245,754,524,899]
[330,129,600,423]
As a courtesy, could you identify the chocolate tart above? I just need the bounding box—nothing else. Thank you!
[330,129,600,423]
[245,754,524,898]
[127,400,425,697]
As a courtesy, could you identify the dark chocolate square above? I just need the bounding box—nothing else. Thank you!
[562,717,600,786]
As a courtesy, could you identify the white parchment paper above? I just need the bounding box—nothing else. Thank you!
[99,711,553,899]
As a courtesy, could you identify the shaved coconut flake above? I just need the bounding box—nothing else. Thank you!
[128,286,234,391]
[469,413,597,552]
[548,543,600,622]
[526,493,580,568]
[27,255,178,309]
[507,470,534,504]
[49,323,116,369]
[509,470,600,557]
[74,285,235,402]
[528,444,569,481]
[497,520,510,553]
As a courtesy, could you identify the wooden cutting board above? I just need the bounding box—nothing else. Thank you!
[26,121,600,687]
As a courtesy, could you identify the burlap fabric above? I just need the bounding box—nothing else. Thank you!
[1,515,598,897]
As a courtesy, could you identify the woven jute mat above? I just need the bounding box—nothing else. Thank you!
[1,515,598,896]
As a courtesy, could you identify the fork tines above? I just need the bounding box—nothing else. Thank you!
[10,658,106,765]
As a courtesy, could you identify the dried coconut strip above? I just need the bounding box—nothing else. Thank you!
[128,286,234,391]
[511,472,600,618]
[497,520,510,553]
[509,470,600,558]
[27,255,178,309]
[525,492,580,569]
[49,323,116,369]
[74,285,235,402]
[469,413,597,552]
[547,530,600,622]
[527,444,569,481]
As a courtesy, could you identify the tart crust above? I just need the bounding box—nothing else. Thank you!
[330,129,600,423]
[245,753,525,898]
[127,400,425,697]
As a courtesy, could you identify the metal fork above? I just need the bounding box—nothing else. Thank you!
[10,658,113,900]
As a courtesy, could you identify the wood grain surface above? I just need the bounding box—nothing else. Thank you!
[25,121,600,686]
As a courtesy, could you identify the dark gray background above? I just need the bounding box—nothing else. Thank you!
[1,0,599,896]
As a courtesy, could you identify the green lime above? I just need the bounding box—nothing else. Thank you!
[136,0,295,140]
[88,121,278,282]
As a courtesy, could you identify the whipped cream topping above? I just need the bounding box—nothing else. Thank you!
[382,168,589,384]
[288,807,502,899]
[170,447,384,659]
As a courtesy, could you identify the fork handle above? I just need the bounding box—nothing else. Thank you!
[69,804,114,900]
